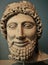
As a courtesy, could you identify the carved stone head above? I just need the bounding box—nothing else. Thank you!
[0,1,42,62]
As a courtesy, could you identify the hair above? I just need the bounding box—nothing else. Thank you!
[0,1,42,39]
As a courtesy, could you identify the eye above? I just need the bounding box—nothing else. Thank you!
[23,22,34,29]
[8,23,17,29]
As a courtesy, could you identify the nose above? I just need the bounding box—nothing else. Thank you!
[16,24,26,40]
[16,36,26,40]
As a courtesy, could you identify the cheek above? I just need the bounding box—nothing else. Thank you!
[7,29,16,47]
[24,26,37,37]
[7,29,15,39]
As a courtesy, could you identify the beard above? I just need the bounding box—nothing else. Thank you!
[7,37,37,62]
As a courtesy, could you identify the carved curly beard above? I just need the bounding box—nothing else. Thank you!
[8,37,37,62]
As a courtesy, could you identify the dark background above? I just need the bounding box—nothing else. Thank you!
[0,0,48,60]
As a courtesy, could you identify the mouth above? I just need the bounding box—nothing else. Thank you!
[13,41,29,47]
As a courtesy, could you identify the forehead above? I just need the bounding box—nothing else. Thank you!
[7,13,35,24]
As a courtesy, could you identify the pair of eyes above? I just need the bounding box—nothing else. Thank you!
[7,22,35,29]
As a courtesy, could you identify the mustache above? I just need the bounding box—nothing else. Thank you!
[8,37,36,48]
[13,41,28,44]
[12,40,29,47]
[9,39,30,48]
[8,38,31,48]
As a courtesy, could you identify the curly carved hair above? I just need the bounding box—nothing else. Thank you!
[0,1,42,39]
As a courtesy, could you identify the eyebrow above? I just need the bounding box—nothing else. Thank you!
[22,21,35,25]
[7,21,35,26]
[7,22,17,26]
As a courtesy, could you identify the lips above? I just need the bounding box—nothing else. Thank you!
[13,41,29,47]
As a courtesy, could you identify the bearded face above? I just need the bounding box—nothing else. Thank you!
[7,13,37,61]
